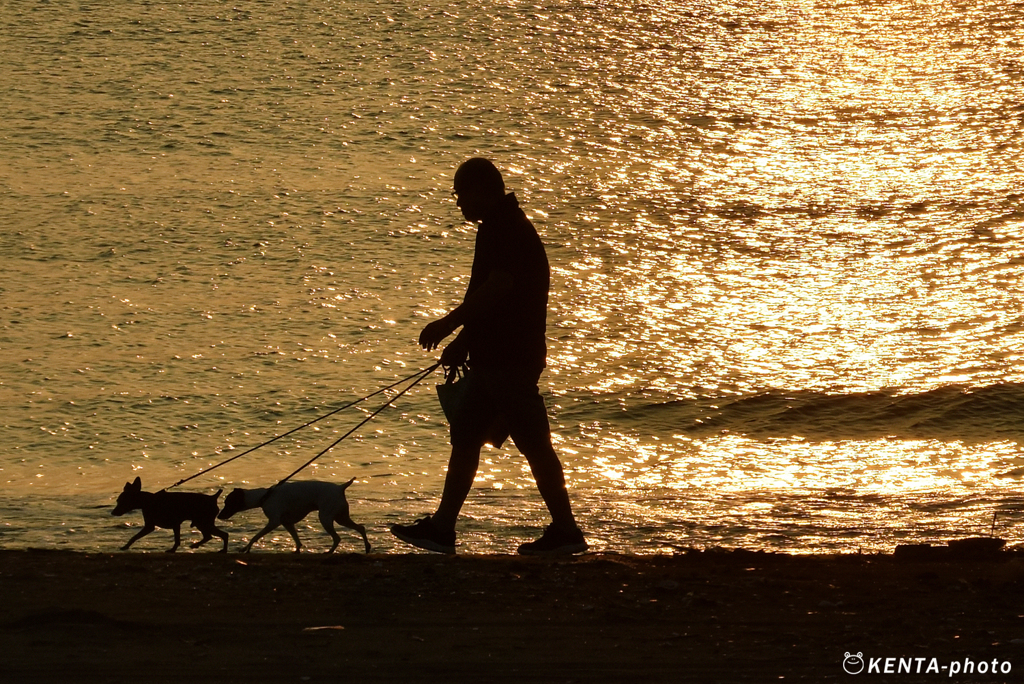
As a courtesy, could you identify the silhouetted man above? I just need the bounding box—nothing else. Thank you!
[390,158,587,555]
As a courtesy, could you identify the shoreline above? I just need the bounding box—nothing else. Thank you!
[3,546,1023,682]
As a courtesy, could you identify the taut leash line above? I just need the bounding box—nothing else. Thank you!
[165,363,441,490]
[269,363,440,490]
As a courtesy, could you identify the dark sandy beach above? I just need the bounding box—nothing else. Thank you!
[2,545,1023,683]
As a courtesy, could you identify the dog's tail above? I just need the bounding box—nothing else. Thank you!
[342,477,356,489]
[212,489,223,499]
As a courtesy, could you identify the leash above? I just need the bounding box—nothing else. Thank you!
[256,362,440,502]
[166,363,441,490]
[266,362,438,485]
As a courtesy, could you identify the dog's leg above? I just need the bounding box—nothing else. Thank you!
[167,525,182,553]
[190,520,228,552]
[191,524,230,553]
[192,525,213,549]
[242,522,278,553]
[334,512,372,554]
[282,522,304,553]
[214,525,229,553]
[318,512,342,553]
[121,525,156,551]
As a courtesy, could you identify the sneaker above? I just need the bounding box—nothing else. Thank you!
[390,516,456,554]
[517,524,588,556]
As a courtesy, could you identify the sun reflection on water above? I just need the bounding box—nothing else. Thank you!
[2,0,1022,553]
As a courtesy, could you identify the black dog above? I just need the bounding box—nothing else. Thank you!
[111,477,228,553]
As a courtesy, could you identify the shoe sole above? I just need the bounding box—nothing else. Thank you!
[517,541,589,556]
[390,526,456,554]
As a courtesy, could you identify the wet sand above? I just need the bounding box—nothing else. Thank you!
[2,546,1023,683]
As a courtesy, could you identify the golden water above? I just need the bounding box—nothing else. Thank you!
[2,0,1022,553]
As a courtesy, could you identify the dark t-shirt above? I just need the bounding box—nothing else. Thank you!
[463,193,549,370]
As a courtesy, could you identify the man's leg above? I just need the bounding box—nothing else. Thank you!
[389,442,482,553]
[391,371,491,553]
[495,368,586,554]
[431,443,482,532]
[513,425,587,554]
[494,368,579,532]
[513,419,578,531]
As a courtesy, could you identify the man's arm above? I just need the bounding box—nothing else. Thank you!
[419,269,513,351]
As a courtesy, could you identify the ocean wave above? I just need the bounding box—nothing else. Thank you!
[631,383,1024,443]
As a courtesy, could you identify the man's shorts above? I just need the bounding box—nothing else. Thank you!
[448,364,551,451]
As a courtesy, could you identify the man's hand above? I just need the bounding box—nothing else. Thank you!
[440,331,469,367]
[419,316,457,351]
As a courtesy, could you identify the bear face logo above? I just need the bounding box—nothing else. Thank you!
[843,652,865,675]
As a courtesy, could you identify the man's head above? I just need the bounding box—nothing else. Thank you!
[453,158,505,222]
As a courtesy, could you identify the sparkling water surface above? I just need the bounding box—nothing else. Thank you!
[2,0,1023,554]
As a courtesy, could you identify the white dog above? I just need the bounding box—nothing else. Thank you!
[218,479,370,553]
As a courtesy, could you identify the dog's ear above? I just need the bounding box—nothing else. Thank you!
[131,476,142,490]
